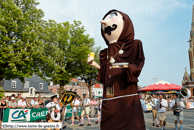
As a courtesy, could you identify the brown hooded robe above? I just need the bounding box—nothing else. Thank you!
[97,10,146,130]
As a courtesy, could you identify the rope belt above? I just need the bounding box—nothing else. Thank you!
[102,93,138,101]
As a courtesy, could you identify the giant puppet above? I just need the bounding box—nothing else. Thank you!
[87,9,145,130]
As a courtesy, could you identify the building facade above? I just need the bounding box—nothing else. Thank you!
[48,79,103,99]
[92,83,103,98]
[0,76,51,98]
[182,5,194,97]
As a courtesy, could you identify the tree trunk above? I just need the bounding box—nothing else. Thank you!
[59,84,64,99]
[88,85,92,100]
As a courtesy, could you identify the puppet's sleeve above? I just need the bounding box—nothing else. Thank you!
[97,49,107,83]
[126,41,145,83]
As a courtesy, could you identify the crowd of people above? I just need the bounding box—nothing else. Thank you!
[0,93,102,129]
[140,93,186,130]
[0,94,48,128]
[70,94,102,126]
[1,92,187,130]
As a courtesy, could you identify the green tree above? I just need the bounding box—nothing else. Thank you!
[0,0,46,82]
[79,47,101,99]
[40,20,94,98]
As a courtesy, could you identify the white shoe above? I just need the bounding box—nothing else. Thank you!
[70,123,74,126]
[78,122,81,125]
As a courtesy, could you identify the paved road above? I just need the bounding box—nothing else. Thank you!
[8,109,194,130]
[144,109,194,130]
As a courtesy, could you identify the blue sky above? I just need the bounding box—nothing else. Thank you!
[37,0,193,87]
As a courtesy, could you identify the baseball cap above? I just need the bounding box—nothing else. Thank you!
[11,97,15,100]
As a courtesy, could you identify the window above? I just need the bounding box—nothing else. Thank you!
[11,81,16,88]
[82,90,85,94]
[30,88,33,95]
[39,83,43,90]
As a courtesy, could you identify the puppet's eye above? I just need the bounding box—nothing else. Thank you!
[110,14,114,18]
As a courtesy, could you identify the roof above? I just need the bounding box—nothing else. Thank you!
[78,81,87,88]
[71,78,78,82]
[139,80,182,92]
[94,83,103,88]
[2,76,51,93]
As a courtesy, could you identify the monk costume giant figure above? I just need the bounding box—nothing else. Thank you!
[87,9,146,130]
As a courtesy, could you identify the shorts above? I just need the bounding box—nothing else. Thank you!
[174,111,184,121]
[157,112,167,121]
[72,111,79,117]
[152,109,157,118]
[81,107,90,115]
[97,109,101,115]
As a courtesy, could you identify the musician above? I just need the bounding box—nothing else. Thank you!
[70,95,81,126]
[46,95,62,130]
[79,94,91,126]
[170,93,185,130]
[155,93,168,130]
[150,95,159,127]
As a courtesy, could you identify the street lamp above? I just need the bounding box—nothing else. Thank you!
[153,77,158,82]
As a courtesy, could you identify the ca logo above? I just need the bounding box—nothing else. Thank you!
[12,110,28,120]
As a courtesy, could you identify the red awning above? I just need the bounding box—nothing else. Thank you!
[139,80,182,92]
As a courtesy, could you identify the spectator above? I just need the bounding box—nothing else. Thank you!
[90,98,97,118]
[9,97,17,108]
[5,95,10,103]
[18,97,27,109]
[139,95,147,112]
[0,97,8,128]
[37,99,44,108]
[30,97,38,108]
[16,94,21,103]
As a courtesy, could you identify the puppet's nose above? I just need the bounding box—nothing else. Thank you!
[100,20,108,25]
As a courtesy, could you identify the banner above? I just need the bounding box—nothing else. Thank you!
[3,106,83,122]
[3,108,48,122]
[65,104,81,117]
[186,102,194,109]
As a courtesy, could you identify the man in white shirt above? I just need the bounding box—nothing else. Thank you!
[9,97,17,108]
[170,93,185,130]
[79,94,91,126]
[139,95,147,112]
[18,97,27,109]
[155,93,168,130]
[46,95,62,130]
[150,95,159,127]
[30,97,38,108]
[70,96,80,126]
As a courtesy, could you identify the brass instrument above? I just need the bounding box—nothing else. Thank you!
[156,99,162,111]
[172,99,179,111]
[172,87,191,111]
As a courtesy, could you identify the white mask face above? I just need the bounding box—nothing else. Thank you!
[101,12,124,44]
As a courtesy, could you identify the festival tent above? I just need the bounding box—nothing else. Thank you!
[138,80,182,92]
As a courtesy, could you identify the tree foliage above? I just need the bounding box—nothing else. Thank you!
[0,0,99,99]
[0,0,45,82]
[39,20,94,98]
